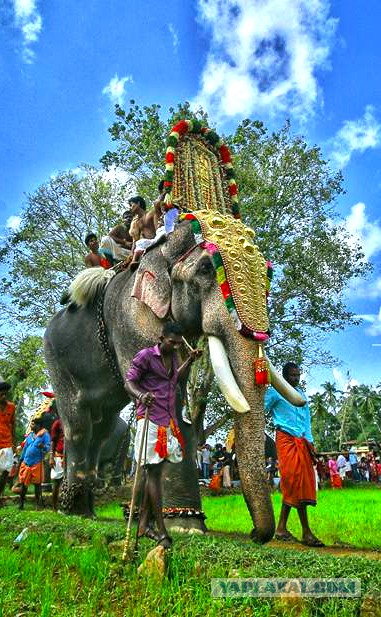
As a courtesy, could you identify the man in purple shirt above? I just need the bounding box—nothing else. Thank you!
[125,322,202,548]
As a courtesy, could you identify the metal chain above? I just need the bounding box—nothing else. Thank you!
[96,272,125,387]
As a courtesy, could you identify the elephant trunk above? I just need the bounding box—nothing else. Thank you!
[220,331,275,543]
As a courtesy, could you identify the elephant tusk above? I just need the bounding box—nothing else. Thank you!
[208,336,250,413]
[267,358,306,407]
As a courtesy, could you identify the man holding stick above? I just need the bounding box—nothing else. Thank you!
[124,322,202,549]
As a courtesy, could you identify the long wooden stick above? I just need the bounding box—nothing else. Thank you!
[122,406,149,562]
[182,336,196,353]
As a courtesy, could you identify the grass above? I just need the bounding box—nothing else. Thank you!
[0,487,380,616]
[202,485,381,550]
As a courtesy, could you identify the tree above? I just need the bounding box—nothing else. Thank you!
[0,335,48,441]
[0,102,372,442]
[0,165,129,329]
[100,103,371,438]
[100,101,209,202]
[310,392,340,452]
[338,384,381,443]
[228,119,371,369]
[322,381,341,413]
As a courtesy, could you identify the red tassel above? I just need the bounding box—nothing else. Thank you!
[155,426,168,458]
[170,419,185,452]
[254,348,270,385]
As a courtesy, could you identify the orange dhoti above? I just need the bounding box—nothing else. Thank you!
[276,429,316,508]
[18,461,44,486]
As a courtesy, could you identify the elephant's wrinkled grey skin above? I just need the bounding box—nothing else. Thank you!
[98,416,130,487]
[44,220,275,541]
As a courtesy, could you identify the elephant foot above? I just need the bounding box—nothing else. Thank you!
[164,513,207,534]
[59,477,96,516]
[250,526,275,545]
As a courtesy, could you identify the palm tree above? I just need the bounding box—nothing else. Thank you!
[351,385,381,439]
[321,381,341,414]
[310,392,329,451]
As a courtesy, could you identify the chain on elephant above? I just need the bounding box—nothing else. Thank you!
[163,508,207,534]
[59,477,96,517]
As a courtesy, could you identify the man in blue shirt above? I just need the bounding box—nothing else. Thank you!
[18,417,50,510]
[265,362,324,547]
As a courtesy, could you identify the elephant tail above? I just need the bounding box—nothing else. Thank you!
[69,267,116,307]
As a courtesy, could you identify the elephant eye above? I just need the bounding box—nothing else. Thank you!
[197,259,214,275]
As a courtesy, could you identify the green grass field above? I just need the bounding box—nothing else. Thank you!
[0,487,380,616]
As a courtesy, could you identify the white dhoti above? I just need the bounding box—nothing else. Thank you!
[100,235,131,262]
[0,447,13,473]
[134,419,183,466]
[135,226,166,253]
[50,456,64,480]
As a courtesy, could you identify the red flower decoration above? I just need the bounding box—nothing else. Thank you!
[220,280,231,299]
[219,144,231,164]
[228,184,238,196]
[166,152,175,163]
[172,120,189,136]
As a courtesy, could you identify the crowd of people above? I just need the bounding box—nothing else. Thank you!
[1,338,380,555]
[196,443,237,490]
[318,449,381,488]
[0,380,64,511]
[83,184,177,271]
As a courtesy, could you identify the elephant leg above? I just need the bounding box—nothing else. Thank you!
[161,414,207,533]
[60,397,95,516]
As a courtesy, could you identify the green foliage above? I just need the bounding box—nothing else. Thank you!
[227,119,371,368]
[0,493,380,616]
[0,335,47,440]
[99,102,371,440]
[0,165,128,328]
[338,384,381,444]
[309,380,381,450]
[100,100,209,201]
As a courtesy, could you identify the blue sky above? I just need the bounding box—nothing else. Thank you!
[0,0,380,393]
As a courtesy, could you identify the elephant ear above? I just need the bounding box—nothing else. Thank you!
[131,249,171,319]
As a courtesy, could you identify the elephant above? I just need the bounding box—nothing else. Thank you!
[44,215,303,542]
[98,415,130,487]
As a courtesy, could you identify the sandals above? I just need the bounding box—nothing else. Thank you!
[138,527,160,542]
[274,532,299,543]
[302,537,325,547]
[155,534,172,548]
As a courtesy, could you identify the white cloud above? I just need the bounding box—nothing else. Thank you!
[6,215,21,230]
[341,202,381,300]
[192,0,337,121]
[352,277,381,300]
[357,307,381,337]
[22,14,42,42]
[101,166,133,187]
[102,74,133,106]
[14,0,36,20]
[344,202,381,262]
[12,0,42,63]
[329,106,381,169]
[332,368,358,392]
[168,23,179,53]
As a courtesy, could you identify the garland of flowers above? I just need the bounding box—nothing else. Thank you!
[121,502,206,521]
[162,507,206,520]
[180,213,272,341]
[164,119,240,219]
